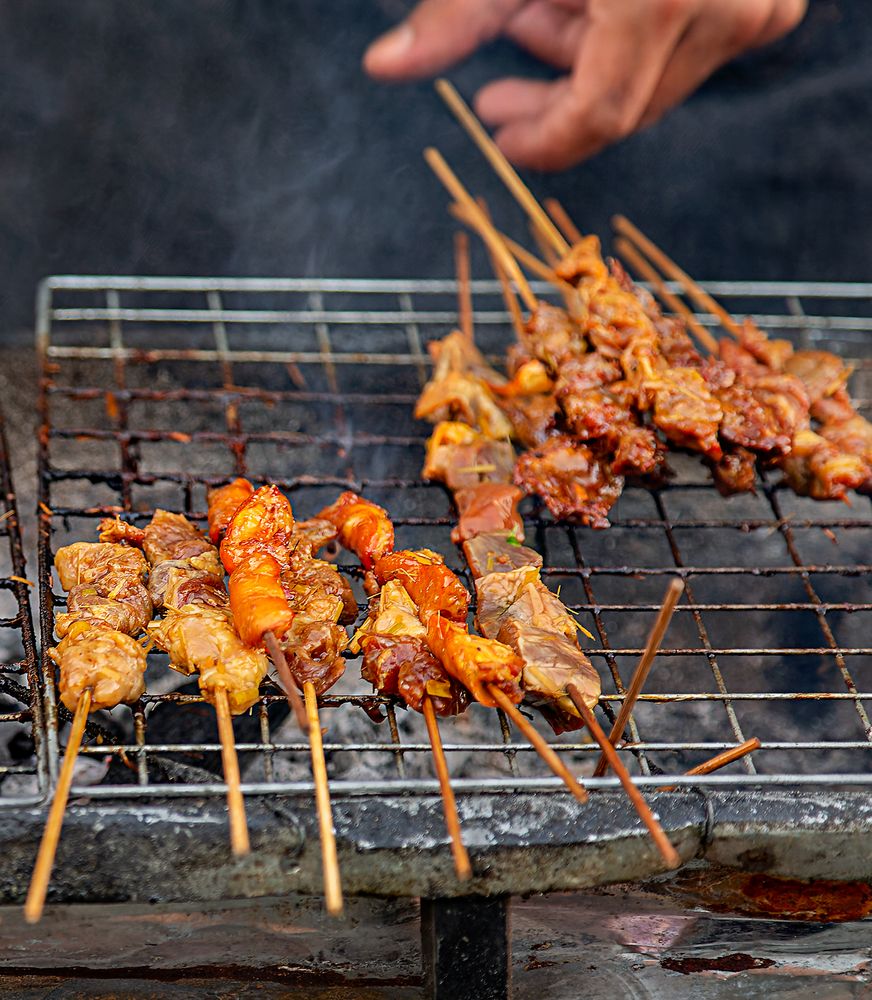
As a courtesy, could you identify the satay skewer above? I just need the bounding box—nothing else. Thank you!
[435,79,568,258]
[614,237,720,355]
[24,687,92,924]
[454,231,474,342]
[544,198,583,244]
[213,687,250,856]
[304,680,344,916]
[263,628,309,733]
[422,696,473,881]
[593,578,684,778]
[567,685,681,869]
[424,147,539,311]
[612,215,743,339]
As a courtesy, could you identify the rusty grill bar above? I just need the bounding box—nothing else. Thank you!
[0,407,45,807]
[35,276,872,803]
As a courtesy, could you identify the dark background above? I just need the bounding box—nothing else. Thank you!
[0,0,869,336]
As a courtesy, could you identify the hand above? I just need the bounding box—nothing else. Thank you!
[364,0,807,170]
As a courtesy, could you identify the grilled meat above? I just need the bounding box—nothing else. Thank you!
[374,549,470,622]
[423,421,516,489]
[317,491,394,571]
[780,429,872,501]
[708,447,759,496]
[462,532,543,579]
[451,483,524,544]
[49,621,146,712]
[221,485,296,572]
[207,478,255,543]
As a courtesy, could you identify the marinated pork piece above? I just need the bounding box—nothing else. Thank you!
[812,387,856,425]
[374,549,470,622]
[50,621,146,712]
[142,509,216,567]
[495,394,559,449]
[207,478,256,543]
[227,551,295,647]
[451,483,524,544]
[514,435,624,527]
[221,485,297,572]
[819,414,872,469]
[522,302,587,368]
[317,491,394,571]
[737,319,794,371]
[611,425,667,478]
[146,554,227,611]
[475,566,575,642]
[708,447,759,497]
[717,384,794,455]
[784,350,853,404]
[461,532,543,578]
[780,429,872,501]
[54,542,148,593]
[423,421,517,490]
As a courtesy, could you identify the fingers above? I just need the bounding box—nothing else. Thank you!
[639,0,807,128]
[364,0,526,80]
[503,0,586,69]
[486,0,694,170]
[475,77,556,126]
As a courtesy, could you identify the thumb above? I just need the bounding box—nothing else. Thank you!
[364,0,526,80]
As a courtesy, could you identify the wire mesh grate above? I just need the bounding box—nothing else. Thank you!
[35,276,872,800]
[0,407,46,806]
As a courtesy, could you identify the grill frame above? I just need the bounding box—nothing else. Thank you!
[26,273,872,895]
[0,406,46,807]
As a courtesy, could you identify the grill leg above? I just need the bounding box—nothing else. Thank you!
[420,895,511,1000]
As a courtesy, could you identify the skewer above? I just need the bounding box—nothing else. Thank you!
[593,578,684,778]
[612,215,743,339]
[454,231,474,342]
[304,680,344,916]
[658,738,761,792]
[487,685,588,804]
[435,79,569,258]
[544,198,582,244]
[425,147,538,311]
[476,201,527,340]
[214,687,251,856]
[263,628,309,733]
[25,687,93,923]
[614,237,720,355]
[422,696,473,881]
[567,686,681,869]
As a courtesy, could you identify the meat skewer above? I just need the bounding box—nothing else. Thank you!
[100,509,268,856]
[25,541,151,922]
[658,738,762,792]
[212,481,351,914]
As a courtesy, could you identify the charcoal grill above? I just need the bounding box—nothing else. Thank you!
[6,273,872,996]
[0,406,45,808]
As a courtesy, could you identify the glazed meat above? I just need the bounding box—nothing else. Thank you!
[475,566,576,642]
[462,532,543,578]
[717,384,793,455]
[50,621,146,712]
[221,485,296,572]
[495,394,558,449]
[737,319,794,370]
[820,414,872,466]
[708,448,758,497]
[147,554,227,611]
[54,542,147,593]
[451,483,524,544]
[424,422,517,489]
[142,509,216,567]
[780,429,872,501]
[514,435,624,527]
[207,478,255,542]
[784,350,852,404]
[522,302,586,368]
[374,549,470,622]
[611,426,666,478]
[228,551,296,647]
[317,491,395,571]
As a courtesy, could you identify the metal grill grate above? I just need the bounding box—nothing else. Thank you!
[0,407,45,806]
[35,276,872,802]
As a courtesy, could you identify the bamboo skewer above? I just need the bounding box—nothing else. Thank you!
[488,686,588,804]
[454,231,474,342]
[423,696,473,881]
[658,738,762,792]
[612,215,743,339]
[614,237,720,355]
[25,687,93,923]
[593,578,684,778]
[545,198,582,244]
[304,680,344,916]
[425,148,538,311]
[435,79,569,258]
[263,629,309,733]
[567,686,681,869]
[214,687,251,856]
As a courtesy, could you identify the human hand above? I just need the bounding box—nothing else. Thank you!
[364,0,806,170]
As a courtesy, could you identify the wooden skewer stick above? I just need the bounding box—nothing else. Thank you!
[423,696,473,881]
[304,680,344,916]
[544,198,583,244]
[614,237,720,355]
[612,215,743,339]
[25,687,93,923]
[567,686,681,869]
[214,687,251,856]
[435,79,569,258]
[593,578,684,778]
[487,685,588,804]
[454,231,474,342]
[263,629,309,733]
[658,738,761,792]
[425,148,538,312]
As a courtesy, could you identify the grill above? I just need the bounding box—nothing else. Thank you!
[11,273,872,913]
[0,406,45,807]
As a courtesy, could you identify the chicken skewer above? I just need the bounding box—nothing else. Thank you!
[100,509,269,855]
[25,541,151,922]
[214,483,347,914]
[320,492,591,805]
